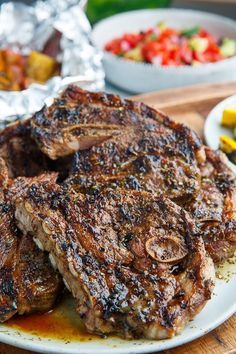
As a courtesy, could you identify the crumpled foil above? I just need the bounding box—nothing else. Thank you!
[0,0,104,127]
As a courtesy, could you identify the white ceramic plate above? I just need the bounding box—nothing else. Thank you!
[0,260,235,354]
[204,94,236,173]
[92,9,236,93]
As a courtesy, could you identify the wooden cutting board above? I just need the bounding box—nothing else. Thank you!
[1,81,236,354]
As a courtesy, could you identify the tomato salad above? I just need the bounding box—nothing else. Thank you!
[105,23,236,66]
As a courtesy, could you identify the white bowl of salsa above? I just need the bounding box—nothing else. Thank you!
[92,9,236,93]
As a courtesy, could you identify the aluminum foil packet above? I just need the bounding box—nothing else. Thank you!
[0,0,105,127]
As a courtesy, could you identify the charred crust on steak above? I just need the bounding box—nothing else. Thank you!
[15,180,215,339]
[0,162,62,322]
[186,147,236,262]
[1,85,235,338]
[30,86,236,263]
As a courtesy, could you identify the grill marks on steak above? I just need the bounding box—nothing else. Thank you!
[0,162,62,322]
[70,129,201,203]
[0,193,18,321]
[1,85,235,338]
[31,85,236,262]
[0,220,62,322]
[15,181,215,339]
[185,147,236,262]
[68,149,199,204]
[32,86,204,202]
[67,147,236,262]
[31,85,204,166]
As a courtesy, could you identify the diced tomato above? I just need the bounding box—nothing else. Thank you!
[198,29,217,45]
[104,24,232,66]
[198,28,210,37]
[180,39,193,64]
[207,42,221,54]
[142,41,163,63]
[105,38,123,55]
[204,50,222,63]
[163,59,181,67]
[159,28,178,39]
[123,33,143,48]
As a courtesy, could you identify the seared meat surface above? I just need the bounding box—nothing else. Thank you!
[0,119,73,180]
[0,120,50,178]
[67,148,236,262]
[1,85,235,339]
[15,180,214,339]
[38,86,234,263]
[32,85,205,203]
[185,147,236,262]
[0,162,62,322]
[71,136,201,204]
[30,85,236,262]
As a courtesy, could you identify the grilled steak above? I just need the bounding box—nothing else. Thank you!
[30,86,236,262]
[67,148,236,263]
[15,180,214,339]
[185,147,236,262]
[40,86,235,262]
[31,85,205,203]
[0,120,50,178]
[31,86,236,261]
[0,162,62,322]
[0,119,73,180]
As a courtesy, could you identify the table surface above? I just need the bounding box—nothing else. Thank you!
[1,81,236,354]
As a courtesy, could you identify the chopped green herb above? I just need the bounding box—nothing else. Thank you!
[181,26,200,38]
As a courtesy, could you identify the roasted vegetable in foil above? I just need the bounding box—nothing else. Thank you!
[0,0,104,123]
[0,49,59,91]
[27,51,59,85]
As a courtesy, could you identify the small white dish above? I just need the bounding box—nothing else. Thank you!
[204,94,236,173]
[92,9,236,93]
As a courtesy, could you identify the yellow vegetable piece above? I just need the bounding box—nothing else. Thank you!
[220,38,236,57]
[219,135,236,154]
[221,107,236,127]
[124,47,143,61]
[157,21,167,31]
[27,51,57,83]
[189,38,208,53]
